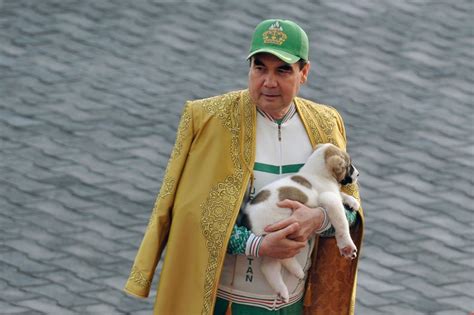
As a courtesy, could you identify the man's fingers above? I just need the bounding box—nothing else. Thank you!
[264,217,293,233]
[288,233,305,242]
[277,222,300,238]
[289,239,307,250]
[265,200,306,233]
[277,199,302,210]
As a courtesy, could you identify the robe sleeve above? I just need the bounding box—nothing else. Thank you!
[124,101,195,298]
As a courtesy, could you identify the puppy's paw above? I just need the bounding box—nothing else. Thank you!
[344,196,360,211]
[294,268,305,280]
[336,235,357,260]
[340,245,357,260]
[277,288,289,303]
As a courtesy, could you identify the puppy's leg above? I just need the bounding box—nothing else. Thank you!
[281,257,304,279]
[341,192,360,211]
[261,257,289,302]
[319,192,357,260]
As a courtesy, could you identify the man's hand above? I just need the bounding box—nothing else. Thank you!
[264,199,325,242]
[258,223,306,259]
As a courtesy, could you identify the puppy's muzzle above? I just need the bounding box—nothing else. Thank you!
[341,165,359,185]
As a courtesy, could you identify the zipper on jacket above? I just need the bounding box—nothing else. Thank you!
[278,123,282,176]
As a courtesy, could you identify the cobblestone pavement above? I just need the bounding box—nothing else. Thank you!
[1,0,473,314]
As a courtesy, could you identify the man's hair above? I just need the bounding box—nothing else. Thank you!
[249,56,308,70]
[297,59,308,70]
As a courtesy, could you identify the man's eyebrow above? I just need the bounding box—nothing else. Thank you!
[253,58,265,66]
[278,64,293,71]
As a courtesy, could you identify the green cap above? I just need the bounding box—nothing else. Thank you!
[247,19,309,64]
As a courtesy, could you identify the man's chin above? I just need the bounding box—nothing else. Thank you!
[258,101,277,110]
[260,96,281,105]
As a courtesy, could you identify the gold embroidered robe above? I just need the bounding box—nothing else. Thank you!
[124,89,364,315]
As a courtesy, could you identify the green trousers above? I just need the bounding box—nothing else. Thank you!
[214,297,303,315]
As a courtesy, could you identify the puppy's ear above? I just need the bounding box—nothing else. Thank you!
[324,145,351,182]
[327,155,347,182]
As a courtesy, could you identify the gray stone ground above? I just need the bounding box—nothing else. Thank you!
[0,0,473,314]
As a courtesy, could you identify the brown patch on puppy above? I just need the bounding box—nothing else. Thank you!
[278,187,308,204]
[250,189,271,204]
[291,175,312,188]
[324,145,351,182]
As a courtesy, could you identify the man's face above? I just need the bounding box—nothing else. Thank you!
[248,53,310,118]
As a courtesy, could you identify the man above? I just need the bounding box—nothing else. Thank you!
[124,19,364,315]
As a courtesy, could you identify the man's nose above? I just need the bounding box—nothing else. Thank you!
[263,73,277,87]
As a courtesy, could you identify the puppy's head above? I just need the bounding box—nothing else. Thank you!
[320,144,359,185]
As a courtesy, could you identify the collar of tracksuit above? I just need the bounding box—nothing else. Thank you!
[256,103,297,125]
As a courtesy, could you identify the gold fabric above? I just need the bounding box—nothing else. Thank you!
[124,89,364,315]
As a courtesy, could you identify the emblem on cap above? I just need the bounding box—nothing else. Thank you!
[262,21,287,45]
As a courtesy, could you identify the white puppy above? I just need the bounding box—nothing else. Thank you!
[242,143,360,302]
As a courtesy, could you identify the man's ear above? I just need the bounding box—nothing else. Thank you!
[300,61,311,84]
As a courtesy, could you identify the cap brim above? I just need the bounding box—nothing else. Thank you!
[247,48,300,64]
